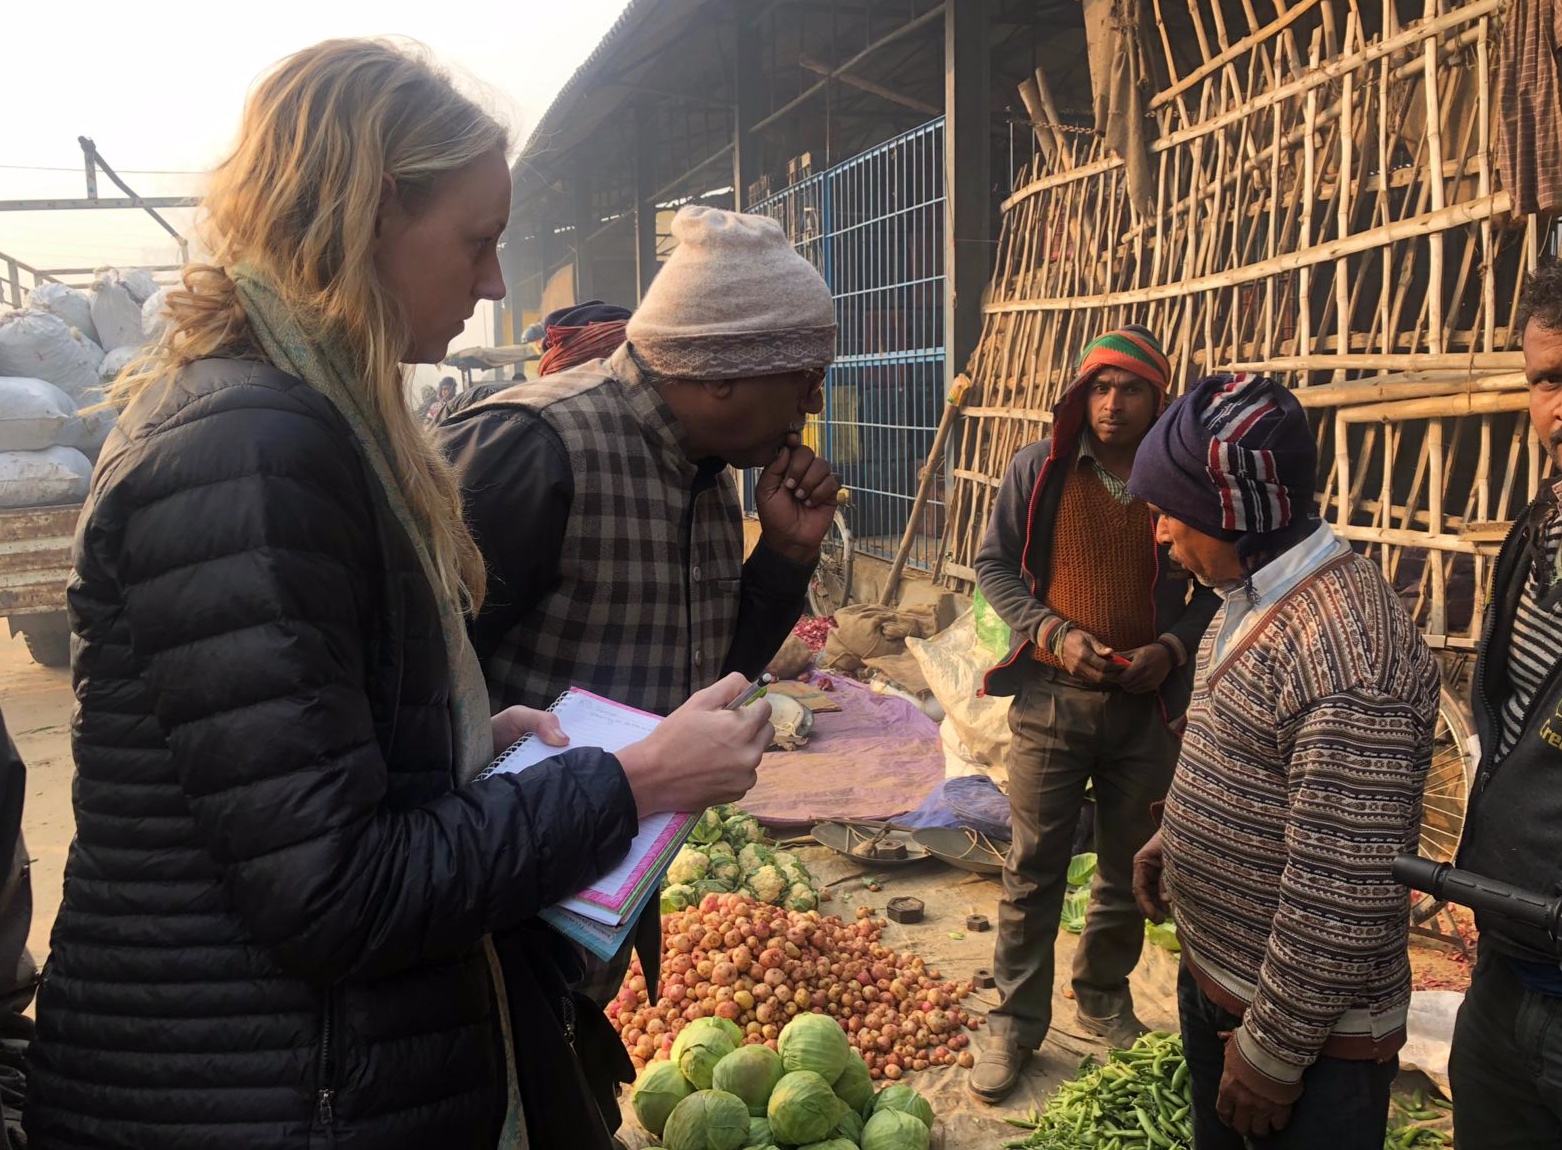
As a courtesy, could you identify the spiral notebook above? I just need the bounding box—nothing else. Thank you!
[482,687,698,957]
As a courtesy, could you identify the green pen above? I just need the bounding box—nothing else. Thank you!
[724,673,773,710]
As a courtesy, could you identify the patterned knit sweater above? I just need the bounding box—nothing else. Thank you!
[1162,553,1438,1094]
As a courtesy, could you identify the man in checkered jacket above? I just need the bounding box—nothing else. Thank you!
[438,204,842,1128]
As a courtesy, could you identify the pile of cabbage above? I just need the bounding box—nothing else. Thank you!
[632,1013,935,1150]
[662,804,821,913]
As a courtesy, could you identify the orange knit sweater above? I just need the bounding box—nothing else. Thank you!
[1033,462,1159,668]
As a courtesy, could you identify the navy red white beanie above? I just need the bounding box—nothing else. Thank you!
[1128,372,1316,541]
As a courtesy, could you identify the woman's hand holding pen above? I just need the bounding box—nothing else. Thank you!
[616,672,772,817]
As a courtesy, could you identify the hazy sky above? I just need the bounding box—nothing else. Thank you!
[3,0,630,357]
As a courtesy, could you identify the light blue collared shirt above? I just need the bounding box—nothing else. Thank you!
[1207,520,1352,668]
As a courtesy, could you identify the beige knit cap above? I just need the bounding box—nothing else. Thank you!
[627,204,837,380]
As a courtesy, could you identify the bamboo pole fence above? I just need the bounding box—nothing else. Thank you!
[936,0,1550,651]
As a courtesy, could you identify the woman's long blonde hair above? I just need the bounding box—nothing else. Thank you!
[114,39,504,610]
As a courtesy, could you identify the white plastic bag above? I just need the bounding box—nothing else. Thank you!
[0,311,105,397]
[0,377,78,452]
[98,345,138,383]
[906,609,1012,783]
[90,270,147,351]
[0,445,92,508]
[67,388,117,459]
[120,268,160,306]
[141,287,170,341]
[27,282,99,344]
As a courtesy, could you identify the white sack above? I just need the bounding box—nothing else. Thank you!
[141,287,170,340]
[120,268,160,305]
[0,377,78,452]
[26,282,99,344]
[98,346,138,383]
[906,609,1012,784]
[89,270,147,351]
[0,311,105,397]
[66,388,117,460]
[0,445,92,509]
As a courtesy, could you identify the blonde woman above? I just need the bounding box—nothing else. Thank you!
[24,40,770,1150]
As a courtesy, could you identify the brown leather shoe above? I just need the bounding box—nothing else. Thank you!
[967,1040,1032,1104]
[1076,1004,1149,1050]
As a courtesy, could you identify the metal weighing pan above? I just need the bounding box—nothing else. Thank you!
[912,826,1011,875]
[810,820,931,866]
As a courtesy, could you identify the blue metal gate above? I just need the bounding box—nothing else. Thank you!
[747,117,946,570]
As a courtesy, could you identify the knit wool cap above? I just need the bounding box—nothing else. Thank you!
[627,205,836,380]
[1128,372,1316,541]
[1075,324,1171,393]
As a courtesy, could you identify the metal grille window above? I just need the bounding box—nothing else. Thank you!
[747,117,946,570]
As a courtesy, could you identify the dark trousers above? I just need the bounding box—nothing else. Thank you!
[1178,964,1395,1150]
[1449,946,1562,1148]
[987,664,1177,1048]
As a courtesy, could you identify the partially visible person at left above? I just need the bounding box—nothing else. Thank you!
[1131,374,1436,1149]
[0,710,33,1150]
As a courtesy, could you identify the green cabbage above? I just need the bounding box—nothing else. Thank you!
[831,1108,865,1141]
[747,865,789,905]
[785,883,819,912]
[661,883,697,913]
[1145,916,1181,953]
[679,1015,744,1048]
[830,1051,874,1112]
[744,1116,774,1147]
[1060,885,1090,934]
[630,1060,692,1137]
[767,1070,849,1145]
[1067,851,1098,889]
[690,808,726,845]
[866,1084,933,1128]
[667,846,711,886]
[673,1024,736,1090]
[798,1141,859,1150]
[861,1108,931,1150]
[662,1089,751,1150]
[712,1043,785,1116]
[738,842,775,874]
[778,1013,850,1081]
[723,813,765,845]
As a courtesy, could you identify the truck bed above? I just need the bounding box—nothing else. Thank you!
[0,504,80,617]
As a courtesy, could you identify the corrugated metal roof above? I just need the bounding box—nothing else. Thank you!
[512,0,714,190]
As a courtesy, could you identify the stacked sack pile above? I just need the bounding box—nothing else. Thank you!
[0,269,168,509]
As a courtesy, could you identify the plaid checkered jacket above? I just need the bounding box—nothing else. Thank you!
[446,345,801,718]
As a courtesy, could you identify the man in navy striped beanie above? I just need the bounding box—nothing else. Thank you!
[1128,373,1436,1149]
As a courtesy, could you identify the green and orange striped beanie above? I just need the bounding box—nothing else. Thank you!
[1074,324,1171,393]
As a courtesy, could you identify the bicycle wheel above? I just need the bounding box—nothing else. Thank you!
[1419,680,1476,864]
[807,509,854,618]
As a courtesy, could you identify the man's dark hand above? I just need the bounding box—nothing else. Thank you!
[1132,830,1170,922]
[1217,1035,1296,1138]
[754,434,841,565]
[1114,642,1172,694]
[1057,627,1121,685]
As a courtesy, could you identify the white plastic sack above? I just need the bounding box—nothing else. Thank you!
[0,377,78,452]
[67,388,117,460]
[0,445,92,509]
[90,270,146,352]
[26,282,99,345]
[906,609,1012,784]
[98,345,138,383]
[120,268,160,306]
[0,311,105,397]
[141,287,169,340]
[1401,989,1463,1097]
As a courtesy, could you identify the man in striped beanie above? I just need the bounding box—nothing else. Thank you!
[969,326,1219,1104]
[1130,374,1435,1147]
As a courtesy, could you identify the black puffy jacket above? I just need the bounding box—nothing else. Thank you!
[24,359,639,1150]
